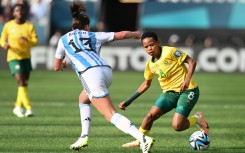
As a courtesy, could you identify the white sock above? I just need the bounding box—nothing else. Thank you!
[111,113,144,141]
[79,103,92,137]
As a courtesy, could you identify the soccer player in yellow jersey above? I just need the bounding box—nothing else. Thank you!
[0,4,38,117]
[119,31,209,147]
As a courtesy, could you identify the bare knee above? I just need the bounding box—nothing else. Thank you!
[15,74,28,86]
[172,123,184,131]
[172,113,189,131]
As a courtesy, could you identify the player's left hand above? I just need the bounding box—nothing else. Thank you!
[19,36,28,43]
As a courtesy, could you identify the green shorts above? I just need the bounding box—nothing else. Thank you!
[9,59,32,75]
[153,87,199,117]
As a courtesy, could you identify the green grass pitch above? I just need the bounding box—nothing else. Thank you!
[0,70,244,153]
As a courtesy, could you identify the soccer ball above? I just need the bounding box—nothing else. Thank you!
[189,131,210,150]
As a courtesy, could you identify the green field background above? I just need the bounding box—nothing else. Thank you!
[0,70,244,153]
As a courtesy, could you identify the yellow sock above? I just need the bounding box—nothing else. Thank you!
[19,86,32,110]
[188,115,198,127]
[139,126,149,135]
[14,88,22,107]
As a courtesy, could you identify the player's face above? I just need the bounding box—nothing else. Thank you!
[13,6,24,20]
[142,37,160,56]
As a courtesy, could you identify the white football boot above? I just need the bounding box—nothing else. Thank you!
[70,136,88,151]
[140,135,154,153]
[25,109,34,117]
[13,107,24,117]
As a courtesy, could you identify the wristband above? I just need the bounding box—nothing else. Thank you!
[124,91,141,107]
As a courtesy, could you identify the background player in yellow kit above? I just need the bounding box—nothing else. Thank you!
[119,31,209,147]
[0,4,38,117]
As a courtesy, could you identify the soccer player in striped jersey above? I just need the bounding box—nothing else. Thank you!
[119,31,209,148]
[0,4,38,117]
[53,1,154,153]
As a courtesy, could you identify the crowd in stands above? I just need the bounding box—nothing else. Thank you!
[166,33,245,48]
[0,0,49,24]
[0,0,50,45]
[0,0,244,47]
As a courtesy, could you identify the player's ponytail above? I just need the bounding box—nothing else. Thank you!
[69,0,90,30]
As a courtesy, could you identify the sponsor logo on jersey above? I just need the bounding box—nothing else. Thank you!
[174,50,182,58]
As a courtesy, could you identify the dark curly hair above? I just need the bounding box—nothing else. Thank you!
[141,31,159,42]
[12,4,27,20]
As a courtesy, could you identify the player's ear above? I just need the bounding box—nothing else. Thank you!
[156,40,160,45]
[84,24,90,31]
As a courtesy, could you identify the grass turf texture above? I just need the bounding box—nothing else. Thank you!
[0,70,244,153]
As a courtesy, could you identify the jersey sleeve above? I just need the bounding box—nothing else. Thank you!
[0,23,8,47]
[171,48,188,65]
[144,59,154,80]
[55,38,65,59]
[95,32,115,44]
[29,24,38,46]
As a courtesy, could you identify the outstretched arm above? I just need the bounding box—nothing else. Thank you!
[119,79,152,110]
[114,31,141,40]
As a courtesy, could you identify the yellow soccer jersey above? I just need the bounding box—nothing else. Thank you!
[144,46,197,92]
[0,20,38,62]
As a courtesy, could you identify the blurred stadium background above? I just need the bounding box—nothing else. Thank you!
[1,0,245,73]
[0,1,244,152]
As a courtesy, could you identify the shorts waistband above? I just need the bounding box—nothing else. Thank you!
[78,65,111,75]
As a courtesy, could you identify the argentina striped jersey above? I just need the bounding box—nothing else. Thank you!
[55,29,114,72]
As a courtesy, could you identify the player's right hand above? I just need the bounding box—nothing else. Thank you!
[60,59,67,71]
[133,31,141,39]
[119,102,127,111]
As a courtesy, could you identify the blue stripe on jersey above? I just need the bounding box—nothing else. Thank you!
[88,32,97,54]
[88,32,104,65]
[76,31,102,65]
[61,35,91,69]
[73,31,84,50]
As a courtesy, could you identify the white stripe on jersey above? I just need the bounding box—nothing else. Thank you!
[56,29,114,72]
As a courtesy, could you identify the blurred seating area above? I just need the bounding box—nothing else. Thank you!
[0,0,50,45]
[0,0,244,47]
[1,0,244,72]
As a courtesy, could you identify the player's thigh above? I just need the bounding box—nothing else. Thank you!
[9,60,21,75]
[153,92,179,114]
[22,59,32,73]
[102,66,112,88]
[79,66,112,100]
[176,87,200,117]
[9,59,32,76]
